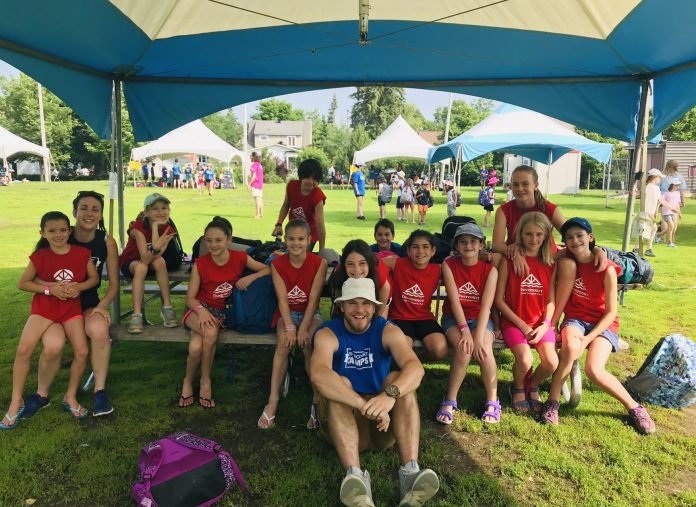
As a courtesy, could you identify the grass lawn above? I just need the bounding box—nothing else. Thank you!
[0,181,695,507]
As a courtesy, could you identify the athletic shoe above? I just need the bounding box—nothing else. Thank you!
[161,307,178,327]
[632,247,640,254]
[628,404,656,435]
[399,463,439,507]
[128,313,144,334]
[93,389,114,417]
[20,392,50,419]
[644,249,656,257]
[541,400,560,425]
[340,468,374,507]
[667,243,676,248]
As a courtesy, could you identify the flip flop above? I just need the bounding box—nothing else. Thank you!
[178,395,194,408]
[480,400,502,424]
[306,403,319,430]
[258,410,276,430]
[435,400,458,425]
[0,406,25,430]
[61,401,89,419]
[199,397,216,409]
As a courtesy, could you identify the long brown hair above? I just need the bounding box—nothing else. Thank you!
[512,165,546,213]
[663,159,679,176]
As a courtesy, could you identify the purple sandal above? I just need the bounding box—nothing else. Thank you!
[435,400,458,425]
[480,400,502,424]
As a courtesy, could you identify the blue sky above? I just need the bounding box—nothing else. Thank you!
[0,59,475,126]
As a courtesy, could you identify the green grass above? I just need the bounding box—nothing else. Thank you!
[0,182,694,506]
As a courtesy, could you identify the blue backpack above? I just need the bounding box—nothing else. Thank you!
[625,334,696,409]
[224,274,278,334]
[478,188,491,207]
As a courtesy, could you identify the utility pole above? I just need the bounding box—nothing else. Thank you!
[37,83,50,182]
[242,103,249,186]
[441,92,453,185]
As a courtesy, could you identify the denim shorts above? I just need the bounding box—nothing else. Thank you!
[562,318,620,352]
[441,314,495,335]
[288,310,323,327]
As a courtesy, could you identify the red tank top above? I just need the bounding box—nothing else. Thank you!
[376,259,392,299]
[119,217,172,267]
[272,252,324,311]
[286,180,326,244]
[500,256,554,329]
[565,261,620,333]
[501,200,558,250]
[442,258,493,320]
[194,250,248,311]
[388,257,440,321]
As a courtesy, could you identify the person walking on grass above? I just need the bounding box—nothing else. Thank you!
[249,151,264,219]
[311,278,440,507]
[259,219,327,430]
[119,193,179,334]
[25,191,120,420]
[180,216,269,409]
[1,211,98,429]
[353,164,367,220]
[543,218,655,434]
[632,168,677,257]
[658,179,683,248]
[415,182,431,225]
[436,223,500,425]
[401,178,416,224]
[495,212,558,414]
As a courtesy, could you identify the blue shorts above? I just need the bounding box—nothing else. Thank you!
[288,310,323,327]
[562,318,620,352]
[441,314,495,335]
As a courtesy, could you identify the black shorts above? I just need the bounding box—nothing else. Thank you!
[391,319,444,341]
[483,204,494,212]
[204,178,212,184]
[173,175,180,180]
[120,260,156,280]
[378,198,387,206]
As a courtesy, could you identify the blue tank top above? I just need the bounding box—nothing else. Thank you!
[322,316,392,395]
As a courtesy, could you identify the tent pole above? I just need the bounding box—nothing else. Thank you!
[621,80,650,252]
[115,79,125,251]
[242,103,249,186]
[546,151,552,195]
[441,92,453,184]
[37,83,50,182]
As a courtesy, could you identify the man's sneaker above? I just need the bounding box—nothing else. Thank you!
[644,249,656,257]
[628,404,656,435]
[20,392,50,420]
[128,313,144,334]
[93,389,114,417]
[340,468,374,507]
[667,243,676,248]
[161,307,178,328]
[399,465,440,507]
[541,400,560,425]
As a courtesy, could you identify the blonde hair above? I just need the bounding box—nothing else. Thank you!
[512,165,546,212]
[663,159,679,176]
[514,211,554,265]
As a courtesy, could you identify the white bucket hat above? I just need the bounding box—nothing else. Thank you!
[333,278,382,305]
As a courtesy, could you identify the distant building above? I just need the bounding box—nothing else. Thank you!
[628,141,696,193]
[418,130,441,146]
[248,119,312,172]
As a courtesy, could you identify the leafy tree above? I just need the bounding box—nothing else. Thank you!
[295,146,331,179]
[350,86,406,138]
[306,110,327,148]
[350,124,371,162]
[663,106,696,141]
[401,103,427,131]
[321,123,352,171]
[202,109,243,148]
[433,98,495,140]
[327,92,338,125]
[252,99,305,121]
[576,128,625,189]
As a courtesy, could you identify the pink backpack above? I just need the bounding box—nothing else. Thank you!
[131,431,248,507]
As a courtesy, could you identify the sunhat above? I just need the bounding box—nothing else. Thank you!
[333,278,382,305]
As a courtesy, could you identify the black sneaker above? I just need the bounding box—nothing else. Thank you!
[20,392,50,420]
[93,389,114,417]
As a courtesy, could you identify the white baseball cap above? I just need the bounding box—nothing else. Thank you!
[647,168,663,177]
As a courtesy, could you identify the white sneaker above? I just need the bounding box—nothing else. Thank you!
[399,465,439,507]
[667,243,676,248]
[340,468,374,507]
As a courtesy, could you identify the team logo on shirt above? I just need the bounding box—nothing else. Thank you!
[458,282,480,302]
[213,282,233,299]
[53,269,74,283]
[402,284,424,305]
[572,278,589,299]
[291,206,307,220]
[344,348,374,370]
[91,256,103,273]
[520,274,543,296]
[287,285,308,305]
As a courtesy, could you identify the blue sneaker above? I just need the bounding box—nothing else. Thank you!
[93,389,114,417]
[20,392,50,420]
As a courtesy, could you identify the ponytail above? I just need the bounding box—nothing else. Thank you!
[533,189,547,213]
[204,216,233,237]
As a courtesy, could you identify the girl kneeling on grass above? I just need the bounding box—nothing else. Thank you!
[543,218,655,434]
[1,212,98,429]
[437,223,500,424]
[383,230,448,360]
[495,212,558,413]
[119,193,179,334]
[259,219,327,429]
[180,216,270,409]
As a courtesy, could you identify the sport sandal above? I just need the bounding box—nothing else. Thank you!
[509,387,530,412]
[480,400,501,424]
[435,400,457,425]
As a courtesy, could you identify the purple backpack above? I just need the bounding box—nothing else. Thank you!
[131,431,248,507]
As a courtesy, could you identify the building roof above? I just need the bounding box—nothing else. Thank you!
[418,131,441,146]
[251,120,311,137]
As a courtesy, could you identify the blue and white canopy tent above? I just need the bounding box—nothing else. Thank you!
[1,0,695,251]
[427,104,613,195]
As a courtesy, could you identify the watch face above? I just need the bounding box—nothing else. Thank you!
[386,384,400,398]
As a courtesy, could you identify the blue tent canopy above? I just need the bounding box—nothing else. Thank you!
[0,1,695,141]
[427,104,614,165]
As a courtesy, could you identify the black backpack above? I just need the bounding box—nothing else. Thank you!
[189,236,262,273]
[433,216,476,264]
[601,247,654,285]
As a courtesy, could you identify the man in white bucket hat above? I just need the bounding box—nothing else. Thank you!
[311,278,440,507]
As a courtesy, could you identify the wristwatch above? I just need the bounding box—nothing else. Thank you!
[384,384,400,400]
[148,244,161,254]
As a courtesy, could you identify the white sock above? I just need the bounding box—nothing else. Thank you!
[347,465,362,477]
[401,459,419,474]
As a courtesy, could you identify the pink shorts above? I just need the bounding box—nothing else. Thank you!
[502,325,556,350]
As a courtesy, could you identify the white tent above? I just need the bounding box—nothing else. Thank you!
[131,120,242,163]
[0,124,50,160]
[353,116,433,165]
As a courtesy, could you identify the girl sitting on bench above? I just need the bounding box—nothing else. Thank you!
[544,218,655,434]
[180,216,269,408]
[259,219,327,429]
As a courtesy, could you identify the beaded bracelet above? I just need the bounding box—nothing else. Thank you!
[458,323,469,331]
